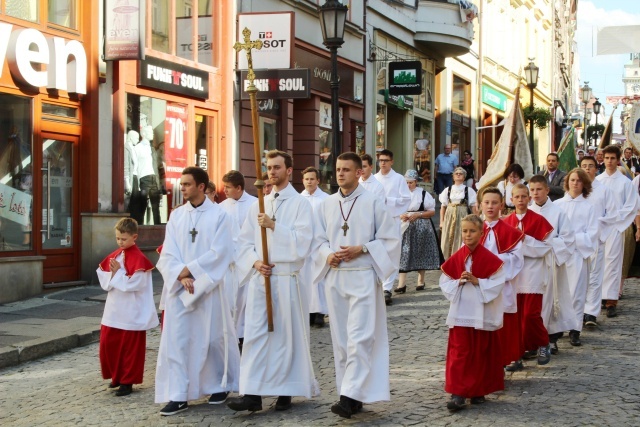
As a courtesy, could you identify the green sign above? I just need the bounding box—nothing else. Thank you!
[385,91,414,110]
[482,85,507,111]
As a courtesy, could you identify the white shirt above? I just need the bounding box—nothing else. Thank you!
[300,187,329,212]
[586,179,617,243]
[597,169,639,233]
[134,139,156,178]
[406,186,435,212]
[359,174,387,202]
[439,183,477,207]
[219,191,257,229]
[374,169,412,218]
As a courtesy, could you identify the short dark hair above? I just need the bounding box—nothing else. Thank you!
[360,153,374,166]
[115,217,138,235]
[624,147,633,153]
[302,166,320,180]
[579,155,597,167]
[222,170,245,190]
[529,174,549,187]
[266,149,293,169]
[602,145,621,159]
[478,186,503,202]
[378,149,393,160]
[547,152,559,161]
[503,163,525,180]
[337,152,363,169]
[564,168,592,198]
[182,166,209,188]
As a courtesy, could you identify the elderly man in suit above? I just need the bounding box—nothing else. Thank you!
[542,152,567,201]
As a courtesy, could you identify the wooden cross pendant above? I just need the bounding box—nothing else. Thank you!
[190,227,198,243]
[342,221,349,237]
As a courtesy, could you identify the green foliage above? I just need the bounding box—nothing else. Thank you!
[582,124,605,141]
[523,105,553,130]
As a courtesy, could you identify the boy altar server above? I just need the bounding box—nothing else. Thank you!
[440,214,505,411]
[97,217,158,397]
[313,152,400,419]
[477,187,524,371]
[503,184,554,365]
[227,150,317,412]
[528,175,578,354]
[155,167,239,416]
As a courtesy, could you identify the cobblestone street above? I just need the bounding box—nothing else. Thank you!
[2,273,639,426]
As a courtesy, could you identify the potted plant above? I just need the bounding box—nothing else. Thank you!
[523,105,553,130]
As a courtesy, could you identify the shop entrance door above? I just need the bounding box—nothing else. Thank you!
[39,135,79,283]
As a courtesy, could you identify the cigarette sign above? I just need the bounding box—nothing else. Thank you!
[240,69,310,100]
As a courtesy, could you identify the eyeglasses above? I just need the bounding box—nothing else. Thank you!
[378,159,391,163]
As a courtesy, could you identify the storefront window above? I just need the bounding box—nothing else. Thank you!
[48,0,76,29]
[126,94,188,225]
[6,0,39,22]
[414,118,432,183]
[152,0,170,54]
[175,0,194,61]
[197,0,214,66]
[452,75,469,112]
[319,101,342,192]
[259,116,278,175]
[0,94,32,252]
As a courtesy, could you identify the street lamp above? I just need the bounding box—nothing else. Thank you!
[581,81,592,130]
[319,0,348,194]
[524,59,539,171]
[585,108,592,148]
[593,98,602,145]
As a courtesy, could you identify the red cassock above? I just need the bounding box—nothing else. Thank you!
[504,211,554,351]
[442,244,505,398]
[98,245,154,385]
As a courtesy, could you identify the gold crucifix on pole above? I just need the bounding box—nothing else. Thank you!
[233,28,274,332]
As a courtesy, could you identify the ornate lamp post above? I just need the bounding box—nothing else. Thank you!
[581,82,592,129]
[524,59,539,170]
[593,98,602,146]
[585,108,592,147]
[319,0,348,194]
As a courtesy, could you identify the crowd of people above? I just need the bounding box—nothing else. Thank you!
[92,143,640,418]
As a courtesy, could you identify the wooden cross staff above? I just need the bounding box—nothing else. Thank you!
[233,28,274,332]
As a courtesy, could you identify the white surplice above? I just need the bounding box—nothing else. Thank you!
[374,169,411,291]
[596,170,638,300]
[155,198,239,403]
[235,183,318,397]
[554,194,599,332]
[585,180,617,316]
[359,174,386,201]
[529,198,579,334]
[482,220,523,313]
[220,191,257,339]
[313,184,400,403]
[440,257,506,331]
[300,188,330,314]
[511,213,553,295]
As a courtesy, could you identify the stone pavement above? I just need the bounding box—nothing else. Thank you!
[1,273,639,426]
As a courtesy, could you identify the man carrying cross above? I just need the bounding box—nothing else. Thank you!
[313,152,400,418]
[155,166,240,416]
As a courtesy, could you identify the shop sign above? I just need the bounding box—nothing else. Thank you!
[240,69,310,100]
[139,57,209,99]
[238,12,293,70]
[293,47,355,99]
[385,91,414,110]
[176,16,213,66]
[0,23,87,94]
[0,182,31,227]
[104,0,145,60]
[164,103,189,209]
[388,61,422,96]
[482,85,507,112]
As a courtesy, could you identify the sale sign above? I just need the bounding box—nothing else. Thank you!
[164,102,188,210]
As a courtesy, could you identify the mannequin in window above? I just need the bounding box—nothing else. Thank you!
[125,130,141,215]
[134,125,162,225]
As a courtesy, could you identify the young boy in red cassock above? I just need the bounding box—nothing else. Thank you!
[97,218,158,396]
[503,184,554,366]
[440,214,506,411]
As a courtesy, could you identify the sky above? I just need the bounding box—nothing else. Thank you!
[577,0,640,133]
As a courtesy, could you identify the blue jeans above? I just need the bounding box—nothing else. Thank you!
[436,173,453,195]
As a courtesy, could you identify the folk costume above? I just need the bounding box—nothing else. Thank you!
[503,210,554,352]
[399,187,441,272]
[440,244,505,398]
[480,220,524,366]
[313,184,400,404]
[97,245,158,388]
[235,183,318,398]
[439,184,477,260]
[155,198,239,404]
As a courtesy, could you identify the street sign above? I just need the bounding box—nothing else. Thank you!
[240,68,310,100]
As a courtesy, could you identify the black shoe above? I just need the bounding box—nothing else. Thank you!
[505,360,524,372]
[601,300,606,309]
[351,399,363,413]
[569,330,581,346]
[227,394,262,412]
[208,391,229,405]
[115,384,132,397]
[314,314,326,328]
[537,344,551,365]
[275,396,292,411]
[550,342,559,355]
[416,284,425,291]
[606,306,617,318]
[160,401,189,416]
[446,395,466,411]
[394,286,406,294]
[470,396,486,404]
[310,313,315,326]
[331,395,353,418]
[384,291,392,305]
[522,349,538,360]
[108,382,119,389]
[584,315,598,327]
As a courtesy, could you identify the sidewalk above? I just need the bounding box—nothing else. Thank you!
[0,271,164,369]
